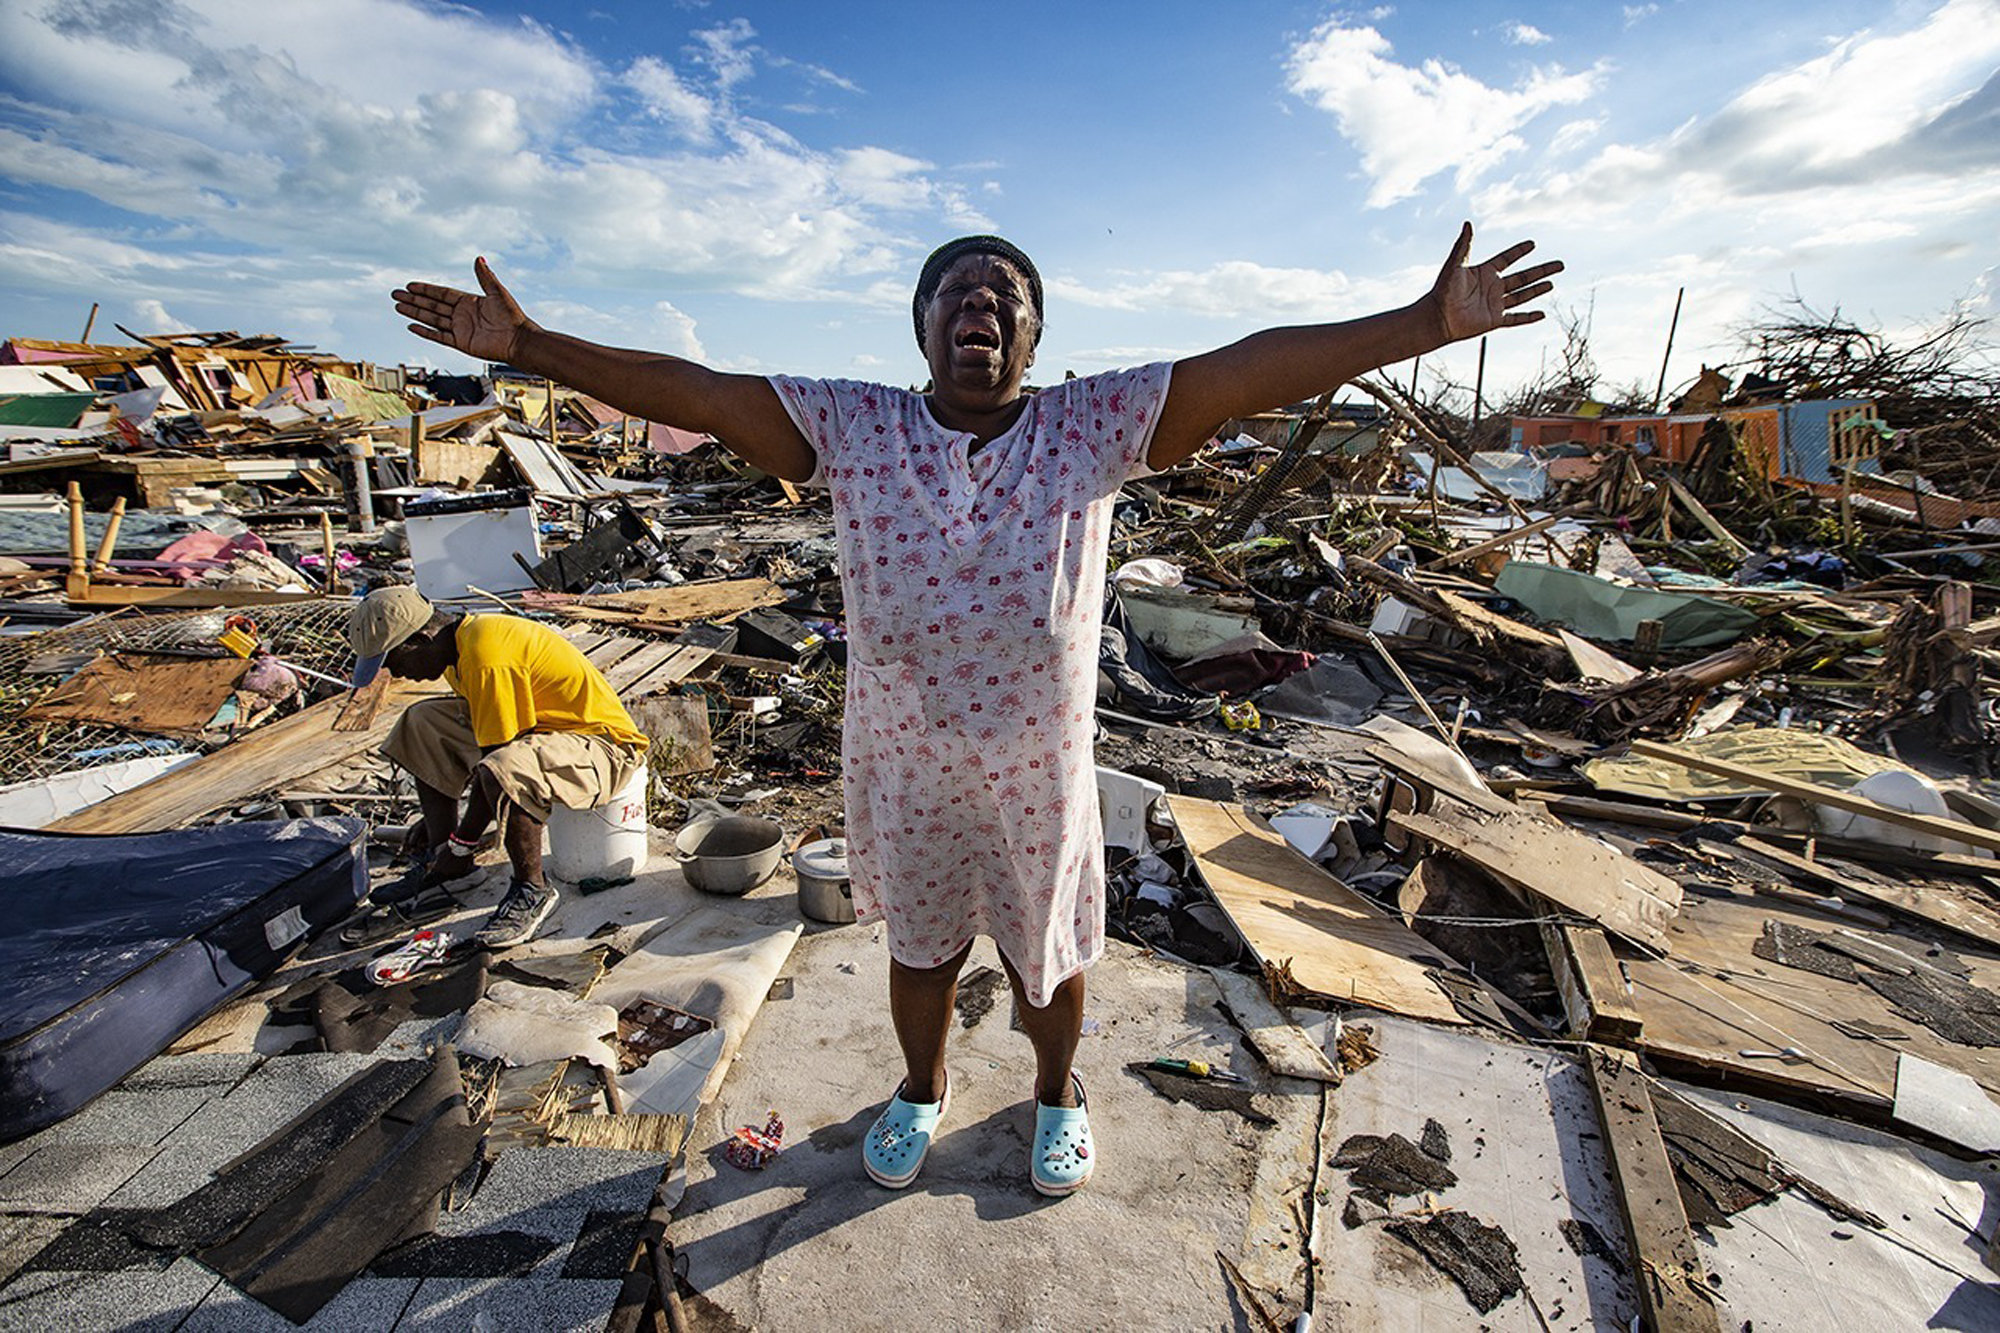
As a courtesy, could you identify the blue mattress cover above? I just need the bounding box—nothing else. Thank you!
[0,817,366,1041]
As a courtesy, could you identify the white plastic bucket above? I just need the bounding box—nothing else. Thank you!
[547,765,650,883]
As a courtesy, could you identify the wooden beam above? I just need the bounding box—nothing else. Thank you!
[1583,1047,1721,1333]
[1663,474,1749,558]
[1540,920,1643,1042]
[1426,512,1564,568]
[1526,793,2000,876]
[1626,739,2000,857]
[65,586,324,609]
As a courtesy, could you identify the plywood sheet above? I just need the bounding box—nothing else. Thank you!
[568,578,787,626]
[1390,806,1682,952]
[1623,888,2000,1106]
[1168,796,1466,1024]
[629,694,714,776]
[25,652,245,737]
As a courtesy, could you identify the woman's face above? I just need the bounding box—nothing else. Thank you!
[921,252,1039,396]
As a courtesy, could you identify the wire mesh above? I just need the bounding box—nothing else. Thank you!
[0,598,358,783]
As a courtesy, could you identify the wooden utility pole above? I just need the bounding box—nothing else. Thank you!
[1651,287,1685,412]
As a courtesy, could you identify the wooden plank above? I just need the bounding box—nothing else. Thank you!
[1426,512,1563,568]
[1583,1048,1722,1333]
[48,678,446,834]
[566,578,787,626]
[1534,793,2000,877]
[629,694,713,775]
[413,436,503,489]
[1736,836,2000,948]
[1389,806,1682,952]
[1622,886,2000,1107]
[496,429,592,498]
[1541,919,1644,1042]
[582,635,645,673]
[615,645,711,697]
[1628,739,2000,857]
[1560,628,1642,684]
[332,674,391,732]
[600,642,683,694]
[1664,474,1750,558]
[65,586,323,609]
[1166,796,1467,1025]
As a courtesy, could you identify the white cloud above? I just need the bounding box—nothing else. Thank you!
[0,0,984,340]
[1480,0,2000,221]
[1285,21,1607,206]
[1053,260,1395,320]
[625,56,718,143]
[1506,23,1553,47]
[1622,4,1659,26]
[131,298,193,334]
[1548,118,1603,155]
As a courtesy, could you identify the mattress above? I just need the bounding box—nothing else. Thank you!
[0,816,369,1140]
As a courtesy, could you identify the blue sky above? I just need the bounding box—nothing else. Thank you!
[1,0,1994,408]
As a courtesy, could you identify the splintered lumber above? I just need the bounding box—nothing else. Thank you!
[1583,1048,1721,1333]
[1627,739,2000,858]
[1387,806,1682,952]
[48,678,447,834]
[1167,796,1467,1025]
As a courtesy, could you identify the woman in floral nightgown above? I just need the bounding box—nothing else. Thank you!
[393,224,1559,1196]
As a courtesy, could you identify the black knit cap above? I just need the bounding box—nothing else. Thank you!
[912,235,1044,349]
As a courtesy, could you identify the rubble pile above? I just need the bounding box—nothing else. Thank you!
[4,321,2000,1329]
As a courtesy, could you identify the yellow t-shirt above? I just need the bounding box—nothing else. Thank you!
[445,614,648,752]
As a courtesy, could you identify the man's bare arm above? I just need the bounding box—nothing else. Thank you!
[393,258,816,482]
[1148,224,1560,470]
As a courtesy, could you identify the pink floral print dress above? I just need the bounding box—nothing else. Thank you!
[770,365,1170,1005]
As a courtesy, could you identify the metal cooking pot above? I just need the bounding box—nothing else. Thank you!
[792,836,854,924]
[673,815,785,896]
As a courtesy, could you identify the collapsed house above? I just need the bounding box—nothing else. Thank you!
[0,327,1997,1330]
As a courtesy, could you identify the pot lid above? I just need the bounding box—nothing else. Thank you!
[793,836,848,878]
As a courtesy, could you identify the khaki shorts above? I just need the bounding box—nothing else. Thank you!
[382,696,646,822]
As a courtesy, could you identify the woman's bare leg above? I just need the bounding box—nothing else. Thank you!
[887,941,973,1103]
[996,952,1085,1108]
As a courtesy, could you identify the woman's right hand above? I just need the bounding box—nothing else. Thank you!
[392,256,536,363]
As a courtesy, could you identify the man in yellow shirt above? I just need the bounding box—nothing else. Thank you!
[348,586,649,947]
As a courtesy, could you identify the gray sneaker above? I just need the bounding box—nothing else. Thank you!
[475,879,558,949]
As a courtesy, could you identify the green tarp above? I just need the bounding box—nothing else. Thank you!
[1494,560,1763,648]
[0,392,97,428]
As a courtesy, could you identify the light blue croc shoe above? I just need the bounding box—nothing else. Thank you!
[863,1076,950,1188]
[1031,1073,1094,1197]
